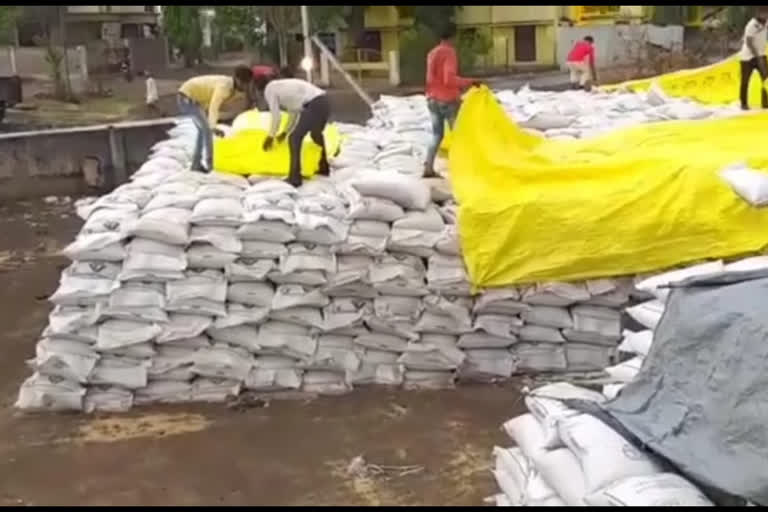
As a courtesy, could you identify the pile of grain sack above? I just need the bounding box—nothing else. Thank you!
[363,83,741,146]
[15,83,756,413]
[488,382,715,506]
[17,110,641,413]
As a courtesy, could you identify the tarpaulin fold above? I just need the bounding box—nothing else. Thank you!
[448,86,768,287]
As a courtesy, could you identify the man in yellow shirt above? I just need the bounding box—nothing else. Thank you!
[177,66,253,171]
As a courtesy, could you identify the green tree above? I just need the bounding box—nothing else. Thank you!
[214,6,264,52]
[21,6,75,101]
[0,6,19,45]
[257,6,300,67]
[164,6,203,67]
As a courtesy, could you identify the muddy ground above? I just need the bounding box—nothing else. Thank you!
[0,199,526,506]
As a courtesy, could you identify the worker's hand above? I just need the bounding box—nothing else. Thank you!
[262,136,274,152]
[276,132,287,144]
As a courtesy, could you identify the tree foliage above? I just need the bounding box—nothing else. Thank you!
[0,6,19,45]
[164,6,203,67]
[398,6,461,36]
[309,6,365,34]
[256,6,300,67]
[214,6,264,51]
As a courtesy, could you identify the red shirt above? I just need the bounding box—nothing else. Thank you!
[425,42,472,102]
[567,40,595,66]
[252,65,277,79]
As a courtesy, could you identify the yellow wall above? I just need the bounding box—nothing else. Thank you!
[457,5,558,25]
[359,5,560,67]
[565,5,651,25]
[536,24,556,65]
[365,6,407,29]
[381,29,399,57]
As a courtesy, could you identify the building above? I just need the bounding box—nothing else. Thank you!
[17,6,161,46]
[344,5,654,72]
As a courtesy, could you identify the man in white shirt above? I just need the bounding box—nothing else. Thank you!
[256,77,330,187]
[739,7,768,110]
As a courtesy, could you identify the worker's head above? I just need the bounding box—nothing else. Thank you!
[253,74,272,93]
[144,70,152,78]
[279,66,294,79]
[757,6,768,22]
[584,36,594,45]
[440,23,457,42]
[233,65,253,92]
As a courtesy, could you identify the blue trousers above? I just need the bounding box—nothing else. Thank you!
[177,92,213,172]
[425,98,460,170]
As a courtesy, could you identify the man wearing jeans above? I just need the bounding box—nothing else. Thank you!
[423,23,479,178]
[739,8,768,110]
[177,66,253,172]
[257,76,331,188]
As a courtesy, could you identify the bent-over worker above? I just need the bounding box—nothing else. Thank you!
[739,7,768,110]
[566,36,597,92]
[256,77,331,188]
[177,65,253,172]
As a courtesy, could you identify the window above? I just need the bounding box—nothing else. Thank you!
[514,25,536,62]
[356,30,382,62]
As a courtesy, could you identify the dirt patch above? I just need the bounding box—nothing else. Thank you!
[76,413,212,444]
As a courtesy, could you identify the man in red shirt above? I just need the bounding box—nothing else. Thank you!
[566,36,598,91]
[424,23,479,178]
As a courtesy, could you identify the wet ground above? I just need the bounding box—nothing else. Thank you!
[0,199,526,506]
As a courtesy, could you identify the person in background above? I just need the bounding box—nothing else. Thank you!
[256,76,330,188]
[739,7,768,110]
[177,66,253,172]
[249,64,279,109]
[144,70,160,115]
[423,23,480,179]
[566,36,598,92]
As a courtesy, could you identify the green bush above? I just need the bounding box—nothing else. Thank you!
[398,25,438,86]
[456,29,492,75]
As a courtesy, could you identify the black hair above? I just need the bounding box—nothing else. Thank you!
[233,65,253,84]
[584,35,594,43]
[440,23,457,40]
[278,66,294,79]
[254,74,271,92]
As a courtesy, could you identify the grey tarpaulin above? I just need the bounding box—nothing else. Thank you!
[603,269,768,506]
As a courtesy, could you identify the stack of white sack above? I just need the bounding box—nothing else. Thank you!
[488,382,714,506]
[461,278,636,382]
[14,125,631,411]
[335,85,743,177]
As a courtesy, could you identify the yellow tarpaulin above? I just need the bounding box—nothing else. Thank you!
[213,110,341,177]
[449,87,768,287]
[601,45,768,106]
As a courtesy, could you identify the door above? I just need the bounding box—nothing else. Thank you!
[514,25,536,63]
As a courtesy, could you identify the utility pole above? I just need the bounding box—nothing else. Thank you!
[300,5,312,82]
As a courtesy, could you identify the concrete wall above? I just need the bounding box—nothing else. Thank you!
[0,46,82,79]
[556,24,684,69]
[0,118,176,200]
